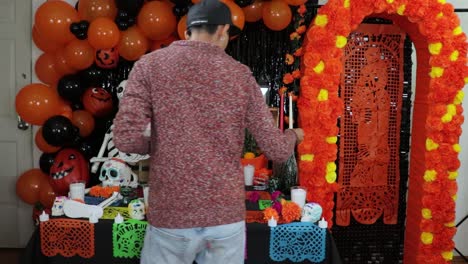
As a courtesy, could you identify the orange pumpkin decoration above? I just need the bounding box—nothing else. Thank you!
[95,47,119,69]
[82,87,114,117]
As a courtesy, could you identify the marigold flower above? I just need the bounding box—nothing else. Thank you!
[263,207,279,221]
[296,25,306,34]
[290,32,300,40]
[292,69,301,79]
[282,202,301,223]
[285,54,294,65]
[278,86,288,95]
[283,73,294,84]
[293,47,303,57]
[298,5,306,16]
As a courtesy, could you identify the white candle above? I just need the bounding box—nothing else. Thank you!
[243,165,255,186]
[69,182,86,201]
[289,95,293,129]
[291,186,307,208]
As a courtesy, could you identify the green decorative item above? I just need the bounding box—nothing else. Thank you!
[112,219,147,258]
[102,207,131,220]
[259,200,273,210]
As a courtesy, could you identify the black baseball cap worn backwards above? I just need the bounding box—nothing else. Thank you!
[186,0,241,36]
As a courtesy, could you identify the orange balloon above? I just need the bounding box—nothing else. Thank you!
[191,0,201,3]
[15,83,67,126]
[88,17,120,49]
[177,16,187,40]
[151,35,178,51]
[262,0,292,31]
[32,26,62,53]
[16,169,49,205]
[36,127,61,153]
[243,0,263,23]
[39,181,57,208]
[54,48,78,76]
[283,0,307,6]
[137,1,177,41]
[117,26,149,61]
[78,0,117,21]
[221,0,245,32]
[71,110,95,137]
[35,1,79,45]
[35,53,61,86]
[64,39,95,70]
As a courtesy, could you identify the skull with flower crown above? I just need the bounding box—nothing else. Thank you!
[99,158,138,188]
[128,199,145,220]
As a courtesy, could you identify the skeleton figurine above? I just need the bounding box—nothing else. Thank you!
[51,196,68,216]
[90,79,149,173]
[301,202,323,223]
[128,199,145,220]
[92,157,139,188]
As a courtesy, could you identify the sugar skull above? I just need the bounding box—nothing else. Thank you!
[51,196,68,216]
[95,47,119,69]
[128,199,145,220]
[50,148,90,196]
[115,80,127,100]
[82,87,114,118]
[301,202,323,223]
[99,158,138,188]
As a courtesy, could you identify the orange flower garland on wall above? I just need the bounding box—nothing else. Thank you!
[298,0,467,263]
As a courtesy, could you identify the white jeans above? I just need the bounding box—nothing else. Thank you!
[140,221,245,264]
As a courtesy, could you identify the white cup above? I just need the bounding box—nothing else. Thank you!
[69,182,86,201]
[243,165,255,186]
[291,186,307,208]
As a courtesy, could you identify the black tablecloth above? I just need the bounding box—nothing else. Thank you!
[20,218,341,264]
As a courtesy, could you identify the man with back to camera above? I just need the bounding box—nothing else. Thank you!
[112,0,304,263]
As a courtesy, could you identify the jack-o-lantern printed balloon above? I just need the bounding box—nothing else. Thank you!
[49,148,90,196]
[95,48,119,69]
[82,87,114,117]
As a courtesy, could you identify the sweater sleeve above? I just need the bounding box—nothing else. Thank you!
[244,71,297,162]
[113,60,152,155]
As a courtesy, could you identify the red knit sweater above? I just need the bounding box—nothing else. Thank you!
[113,40,296,228]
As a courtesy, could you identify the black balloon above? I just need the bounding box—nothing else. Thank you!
[77,140,99,159]
[57,74,86,102]
[39,152,57,174]
[42,116,78,147]
[115,0,144,17]
[80,64,105,87]
[173,5,189,17]
[235,0,253,7]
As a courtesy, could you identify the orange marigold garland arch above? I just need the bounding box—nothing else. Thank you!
[297,0,467,263]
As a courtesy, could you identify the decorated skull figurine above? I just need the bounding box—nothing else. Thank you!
[51,196,68,216]
[301,202,323,223]
[116,80,127,100]
[128,199,145,220]
[99,158,138,188]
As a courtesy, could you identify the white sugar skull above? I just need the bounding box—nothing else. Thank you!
[52,196,68,216]
[128,199,145,220]
[116,80,127,100]
[301,202,323,223]
[99,158,138,188]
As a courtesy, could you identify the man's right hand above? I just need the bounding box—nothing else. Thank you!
[292,128,304,144]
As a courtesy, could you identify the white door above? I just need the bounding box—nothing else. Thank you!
[0,0,34,248]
